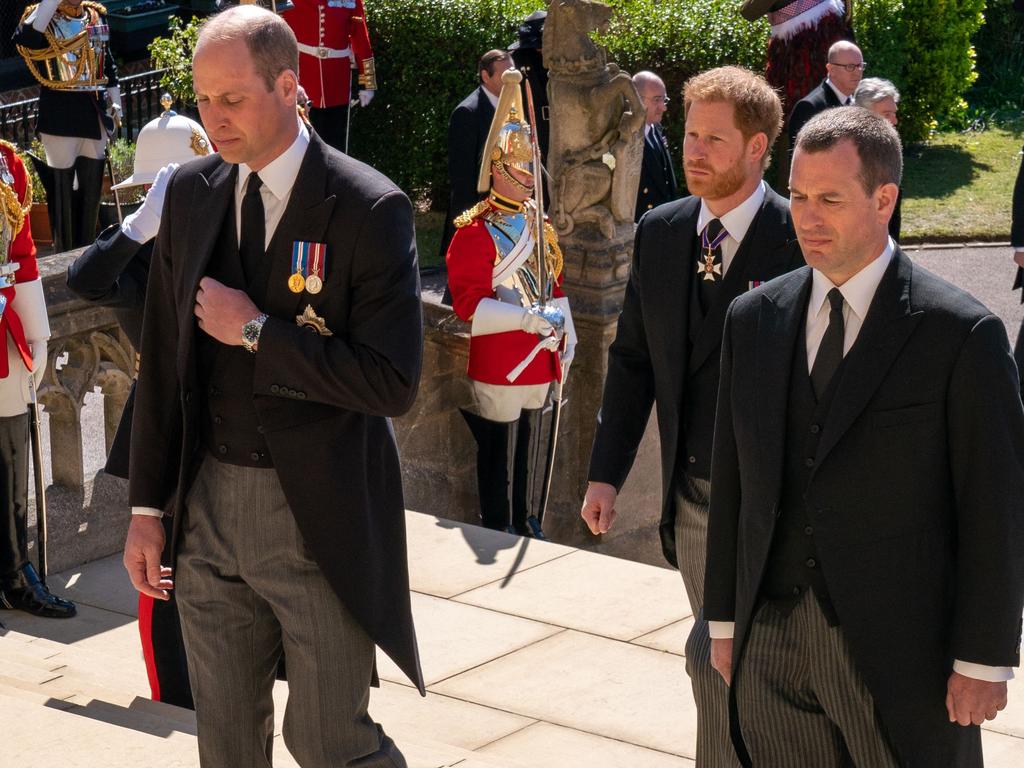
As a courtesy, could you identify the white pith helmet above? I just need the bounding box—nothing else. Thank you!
[112,97,214,190]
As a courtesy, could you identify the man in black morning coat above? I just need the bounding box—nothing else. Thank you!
[581,66,803,768]
[705,107,1024,767]
[121,8,423,767]
[437,49,512,263]
[787,40,863,148]
[1010,145,1024,389]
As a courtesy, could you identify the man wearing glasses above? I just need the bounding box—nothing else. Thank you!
[787,40,864,147]
[634,70,679,221]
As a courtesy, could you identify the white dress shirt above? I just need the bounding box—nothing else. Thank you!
[695,181,766,275]
[825,78,853,106]
[710,238,1013,683]
[483,87,499,110]
[132,122,310,519]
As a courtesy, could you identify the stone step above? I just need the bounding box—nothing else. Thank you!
[0,631,531,768]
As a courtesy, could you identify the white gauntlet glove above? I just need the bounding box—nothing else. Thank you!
[30,0,61,31]
[30,340,47,390]
[122,163,178,244]
[357,89,375,108]
[520,307,556,336]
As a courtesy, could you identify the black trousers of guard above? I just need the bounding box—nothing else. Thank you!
[308,104,351,154]
[0,413,31,585]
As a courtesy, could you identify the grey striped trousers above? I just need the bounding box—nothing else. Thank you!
[176,458,406,768]
[735,592,900,767]
[675,475,742,768]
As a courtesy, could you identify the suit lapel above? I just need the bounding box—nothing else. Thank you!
[756,270,812,504]
[262,135,337,322]
[178,160,236,376]
[662,199,699,414]
[813,250,923,468]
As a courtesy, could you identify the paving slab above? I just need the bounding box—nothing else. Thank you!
[0,600,137,649]
[46,553,139,617]
[405,511,575,598]
[433,629,697,759]
[453,549,690,641]
[377,591,564,687]
[981,728,1024,766]
[478,721,695,768]
[631,617,695,655]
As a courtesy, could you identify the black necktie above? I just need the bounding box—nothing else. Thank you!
[811,288,845,400]
[240,172,265,285]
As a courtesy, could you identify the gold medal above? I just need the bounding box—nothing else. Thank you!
[288,272,306,293]
[305,274,323,294]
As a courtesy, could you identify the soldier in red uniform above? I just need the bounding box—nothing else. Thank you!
[0,140,75,619]
[281,0,376,152]
[446,69,575,537]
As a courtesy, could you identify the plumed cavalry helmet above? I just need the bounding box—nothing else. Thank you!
[112,96,214,190]
[476,68,535,195]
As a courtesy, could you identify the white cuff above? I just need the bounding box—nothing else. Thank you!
[14,278,51,342]
[551,296,576,347]
[953,660,1014,682]
[471,298,527,336]
[30,0,61,31]
[131,506,164,518]
[709,621,735,639]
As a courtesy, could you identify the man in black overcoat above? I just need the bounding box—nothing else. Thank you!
[633,70,679,222]
[787,40,862,147]
[437,49,512,262]
[1010,146,1024,388]
[706,107,1024,767]
[582,66,803,768]
[121,8,423,767]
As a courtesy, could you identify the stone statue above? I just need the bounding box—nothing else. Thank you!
[544,0,645,240]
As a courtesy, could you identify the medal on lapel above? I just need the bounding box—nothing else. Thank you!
[289,241,307,294]
[305,242,326,295]
[296,304,333,336]
[698,224,729,282]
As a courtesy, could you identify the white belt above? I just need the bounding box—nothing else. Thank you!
[297,43,352,60]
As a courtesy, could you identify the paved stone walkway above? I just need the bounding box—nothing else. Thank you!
[1,509,1023,766]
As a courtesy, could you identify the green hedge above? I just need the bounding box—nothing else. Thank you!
[855,0,985,141]
[969,0,1024,114]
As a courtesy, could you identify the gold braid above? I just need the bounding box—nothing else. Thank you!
[0,141,31,238]
[544,221,563,280]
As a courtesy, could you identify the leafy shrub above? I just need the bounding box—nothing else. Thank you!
[148,15,202,107]
[968,0,1024,115]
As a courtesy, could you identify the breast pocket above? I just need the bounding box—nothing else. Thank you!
[871,401,942,429]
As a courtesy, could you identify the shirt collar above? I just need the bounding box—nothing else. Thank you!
[696,180,766,243]
[237,121,310,202]
[825,78,851,104]
[483,87,499,109]
[809,238,895,322]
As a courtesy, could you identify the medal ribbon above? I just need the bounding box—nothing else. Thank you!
[701,225,729,256]
[291,241,309,278]
[309,242,326,281]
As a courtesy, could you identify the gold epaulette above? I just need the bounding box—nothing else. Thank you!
[544,220,563,279]
[454,199,490,229]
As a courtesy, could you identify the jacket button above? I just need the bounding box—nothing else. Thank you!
[288,388,297,397]
[213,415,222,425]
[806,558,817,568]
[809,423,820,434]
[218,444,228,455]
[643,187,648,193]
[270,384,280,394]
[257,425,265,434]
[647,204,653,209]
[804,457,814,468]
[250,451,262,461]
[297,392,306,400]
[804,526,813,535]
[688,455,696,464]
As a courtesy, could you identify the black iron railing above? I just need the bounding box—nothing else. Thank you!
[1,68,169,148]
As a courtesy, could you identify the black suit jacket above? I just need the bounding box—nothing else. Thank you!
[635,124,679,222]
[67,225,153,479]
[705,250,1024,766]
[1013,147,1024,252]
[128,134,426,693]
[788,79,844,146]
[438,86,496,261]
[588,187,803,566]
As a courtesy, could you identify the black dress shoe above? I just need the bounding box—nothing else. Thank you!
[0,563,76,618]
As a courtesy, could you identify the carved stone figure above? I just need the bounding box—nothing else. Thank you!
[544,0,645,240]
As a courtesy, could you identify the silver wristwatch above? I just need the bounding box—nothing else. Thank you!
[241,313,269,354]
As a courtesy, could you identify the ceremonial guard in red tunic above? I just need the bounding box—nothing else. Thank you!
[0,141,75,620]
[14,0,121,252]
[446,69,576,537]
[281,0,376,152]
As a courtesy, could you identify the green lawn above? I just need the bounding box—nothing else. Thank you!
[902,119,1024,243]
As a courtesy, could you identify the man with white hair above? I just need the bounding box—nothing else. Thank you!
[787,40,864,146]
[633,70,679,221]
[854,77,902,240]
